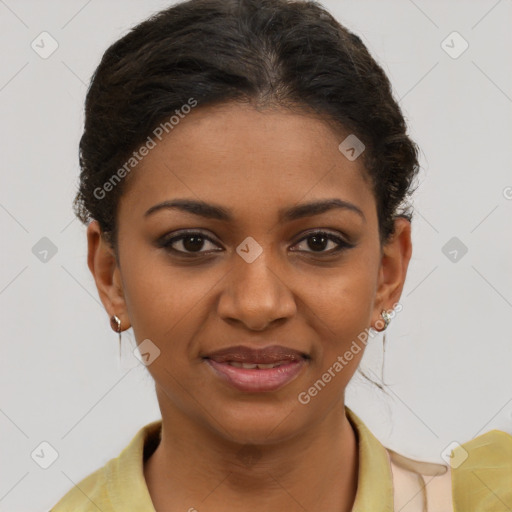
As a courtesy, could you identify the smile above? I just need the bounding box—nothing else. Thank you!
[203,345,309,392]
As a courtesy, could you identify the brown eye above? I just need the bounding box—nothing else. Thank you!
[292,231,354,254]
[180,234,207,252]
[158,231,222,255]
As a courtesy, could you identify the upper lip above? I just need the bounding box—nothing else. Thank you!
[204,345,308,364]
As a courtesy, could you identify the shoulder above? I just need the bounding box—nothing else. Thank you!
[49,420,162,512]
[386,428,512,512]
[451,429,512,511]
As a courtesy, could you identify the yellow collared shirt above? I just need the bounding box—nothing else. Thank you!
[50,406,512,511]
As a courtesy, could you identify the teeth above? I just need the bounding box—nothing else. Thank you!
[226,361,285,369]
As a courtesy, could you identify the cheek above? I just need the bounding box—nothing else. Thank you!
[121,261,210,407]
[300,257,379,392]
[306,261,378,336]
[120,251,220,362]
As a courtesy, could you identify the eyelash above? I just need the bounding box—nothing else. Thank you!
[158,229,354,257]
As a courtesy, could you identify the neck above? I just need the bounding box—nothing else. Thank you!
[144,396,359,512]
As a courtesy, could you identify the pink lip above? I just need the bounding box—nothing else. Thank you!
[206,359,306,392]
[203,345,309,392]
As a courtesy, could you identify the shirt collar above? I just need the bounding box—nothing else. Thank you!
[106,419,161,510]
[346,405,394,511]
[107,406,394,511]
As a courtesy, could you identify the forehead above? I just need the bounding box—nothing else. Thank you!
[118,102,376,222]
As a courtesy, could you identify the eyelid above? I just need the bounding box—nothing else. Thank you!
[158,229,222,251]
[290,230,354,254]
[292,228,352,245]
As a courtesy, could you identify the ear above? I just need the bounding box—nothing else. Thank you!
[87,220,130,330]
[371,217,412,330]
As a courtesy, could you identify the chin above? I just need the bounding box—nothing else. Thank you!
[207,398,309,446]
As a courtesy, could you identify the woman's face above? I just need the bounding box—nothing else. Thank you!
[88,102,411,444]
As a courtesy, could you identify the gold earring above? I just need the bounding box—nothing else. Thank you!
[110,315,122,357]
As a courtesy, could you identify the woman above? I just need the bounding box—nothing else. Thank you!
[51,0,512,510]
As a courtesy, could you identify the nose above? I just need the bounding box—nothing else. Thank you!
[217,249,297,331]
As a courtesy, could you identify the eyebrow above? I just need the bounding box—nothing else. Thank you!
[144,198,366,223]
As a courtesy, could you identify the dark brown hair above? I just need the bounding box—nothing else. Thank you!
[74,0,419,254]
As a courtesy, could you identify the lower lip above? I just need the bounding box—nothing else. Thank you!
[206,359,306,392]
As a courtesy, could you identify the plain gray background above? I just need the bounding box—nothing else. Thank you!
[1,0,511,510]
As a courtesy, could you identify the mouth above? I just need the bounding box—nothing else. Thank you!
[203,345,309,393]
